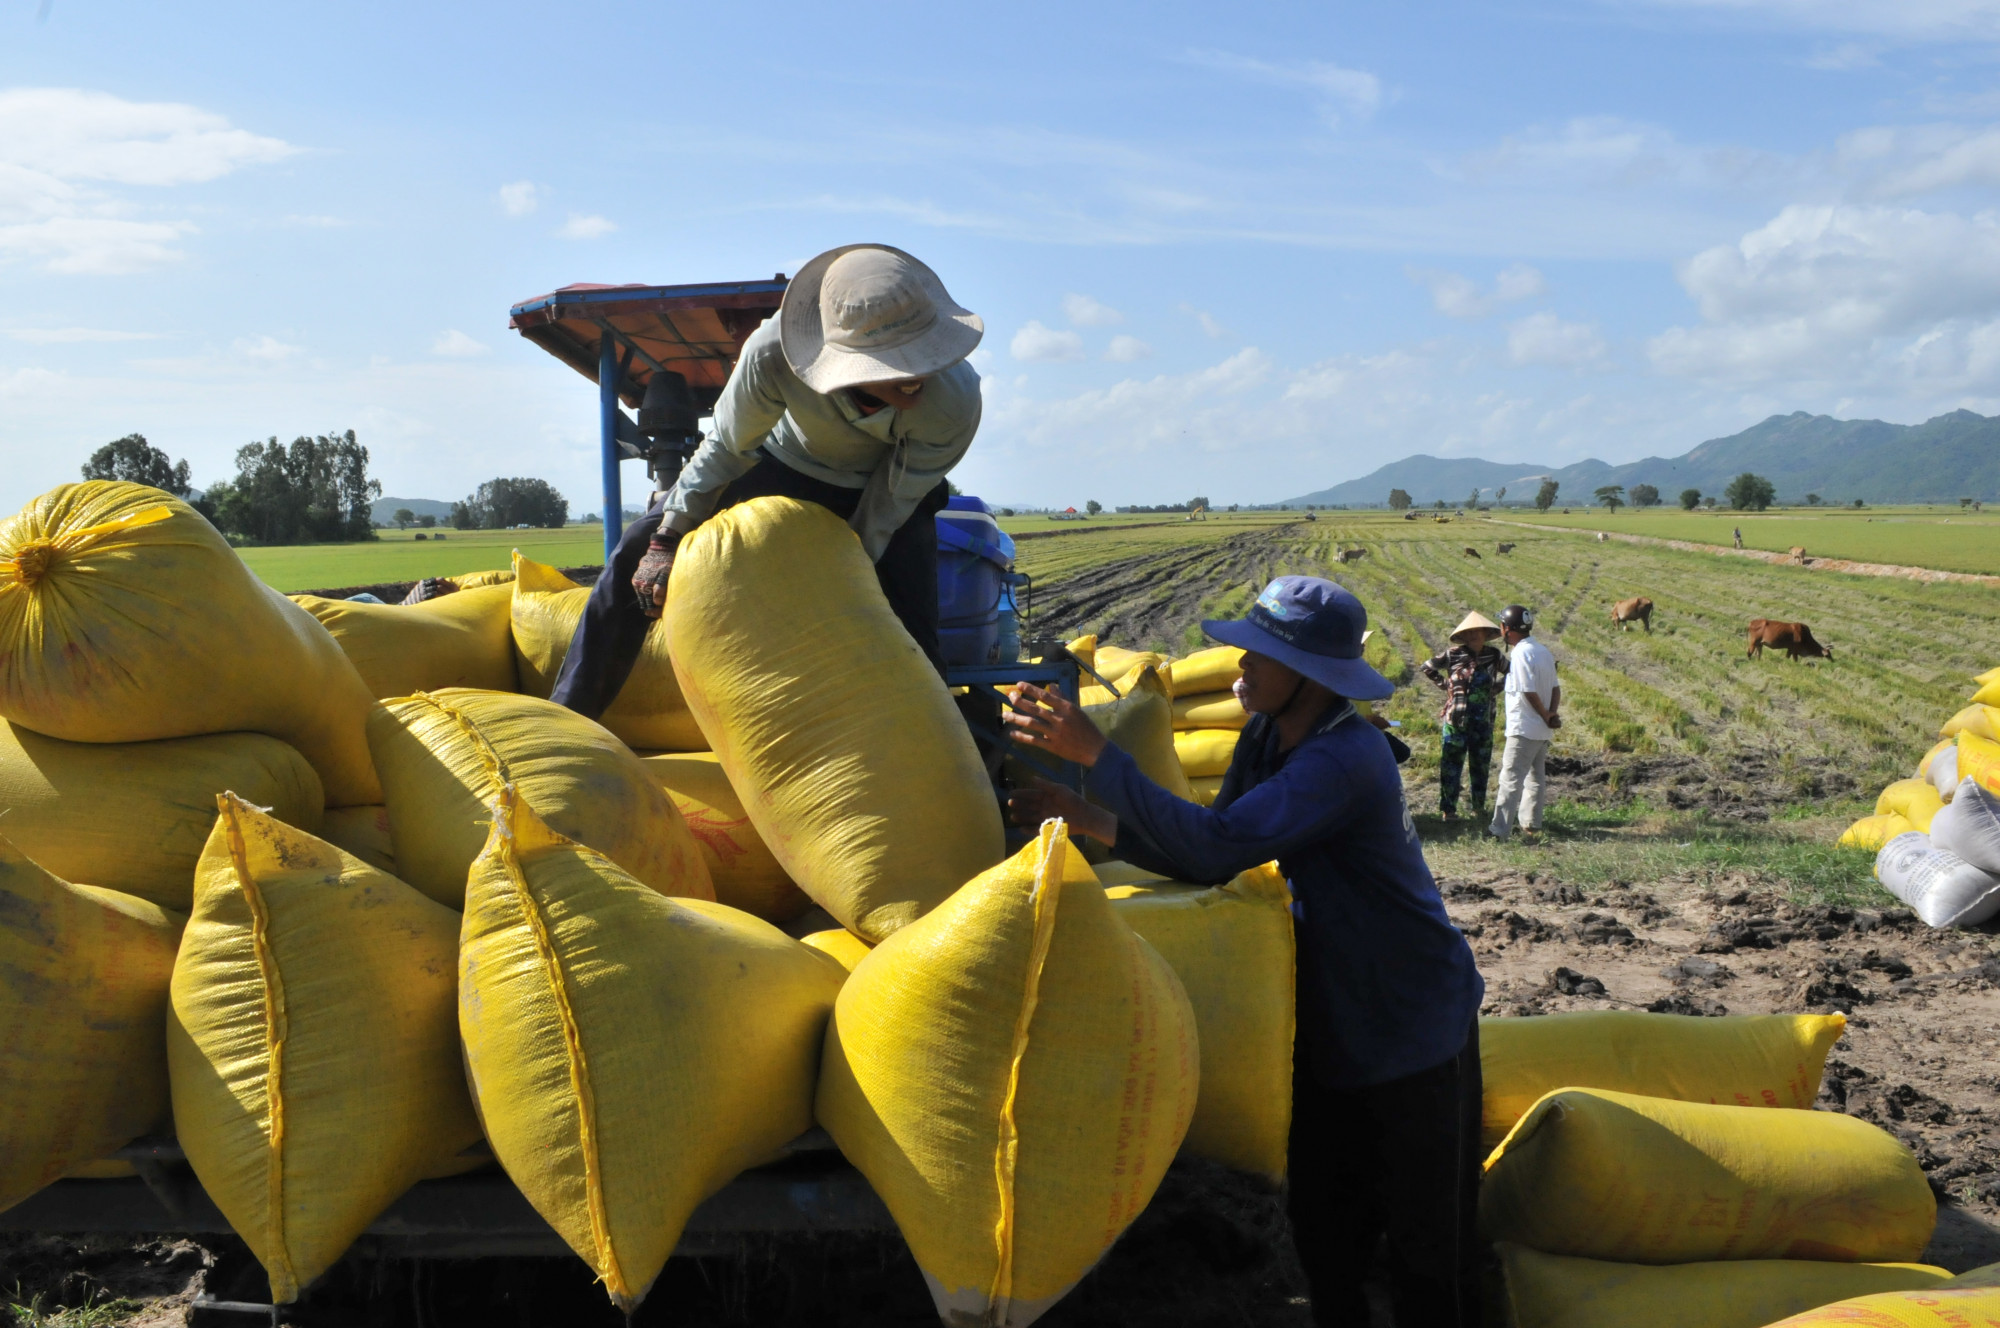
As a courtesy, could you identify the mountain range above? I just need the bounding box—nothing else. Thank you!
[1284,409,2000,507]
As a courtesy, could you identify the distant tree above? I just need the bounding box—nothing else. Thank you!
[1852,498,1864,508]
[1630,483,1660,508]
[1702,496,1717,509]
[948,481,963,497]
[1807,493,1822,506]
[998,507,1015,517]
[80,434,194,497]
[1962,497,1975,509]
[417,514,437,529]
[204,430,379,545]
[1388,488,1412,511]
[1085,499,1103,516]
[1595,484,1626,513]
[1188,495,1210,511]
[1496,486,1507,505]
[1467,488,1482,511]
[1434,499,1447,511]
[1725,472,1776,512]
[1678,488,1701,511]
[1534,479,1559,513]
[391,507,416,530]
[454,477,569,530]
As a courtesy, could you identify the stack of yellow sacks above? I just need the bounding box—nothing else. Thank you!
[1069,637,1248,805]
[0,486,1304,1325]
[1478,1009,1966,1328]
[1842,667,2000,852]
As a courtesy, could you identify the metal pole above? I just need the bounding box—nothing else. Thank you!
[598,334,621,565]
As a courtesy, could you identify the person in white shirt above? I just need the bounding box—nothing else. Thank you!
[1489,604,1561,841]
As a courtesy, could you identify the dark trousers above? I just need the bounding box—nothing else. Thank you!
[549,453,949,720]
[1287,1022,1484,1328]
[1437,709,1496,817]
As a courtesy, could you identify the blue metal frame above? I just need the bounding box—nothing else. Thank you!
[508,278,788,322]
[598,335,621,565]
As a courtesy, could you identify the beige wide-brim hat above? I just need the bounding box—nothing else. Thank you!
[1450,611,1502,644]
[779,244,983,393]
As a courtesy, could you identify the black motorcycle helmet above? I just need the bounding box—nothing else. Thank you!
[1499,604,1535,632]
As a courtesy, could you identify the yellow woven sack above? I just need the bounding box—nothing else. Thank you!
[1877,779,1945,832]
[1171,691,1249,731]
[637,751,811,922]
[1942,705,2000,744]
[666,497,1003,942]
[1096,645,1166,683]
[1919,739,1955,779]
[1175,728,1242,779]
[0,482,382,806]
[0,836,181,1213]
[1974,678,2000,708]
[1495,1243,1951,1328]
[318,805,396,874]
[1165,646,1244,697]
[453,568,516,589]
[1060,634,1097,676]
[1481,1087,1935,1263]
[460,787,842,1313]
[1764,1265,2000,1325]
[0,721,322,909]
[1841,815,1917,852]
[1958,732,2000,798]
[1105,862,1294,1181]
[291,584,517,699]
[1187,775,1224,807]
[166,795,481,1302]
[817,821,1197,1327]
[800,927,873,972]
[367,688,712,908]
[508,554,705,751]
[1479,1010,1846,1150]
[1979,667,2000,687]
[1084,665,1195,801]
[1095,859,1174,887]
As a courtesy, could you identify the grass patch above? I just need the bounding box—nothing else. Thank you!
[235,525,606,592]
[6,1288,143,1328]
[1419,802,1887,906]
[1506,506,2000,576]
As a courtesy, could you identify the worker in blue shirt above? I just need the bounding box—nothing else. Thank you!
[1003,576,1486,1328]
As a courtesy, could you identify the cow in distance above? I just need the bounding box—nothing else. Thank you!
[1496,542,1516,554]
[1747,619,1832,662]
[1463,546,1481,559]
[1611,597,1654,633]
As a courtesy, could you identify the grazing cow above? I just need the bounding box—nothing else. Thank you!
[1331,546,1367,564]
[1463,546,1481,559]
[1496,542,1516,554]
[1788,546,1809,565]
[1611,597,1654,633]
[1596,531,1609,542]
[1747,618,1832,662]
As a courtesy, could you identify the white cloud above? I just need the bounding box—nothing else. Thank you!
[1466,116,1777,189]
[1649,204,2000,390]
[1010,320,1085,362]
[1178,304,1232,339]
[1411,264,1546,318]
[1508,312,1608,367]
[1616,0,2000,40]
[989,348,1273,459]
[498,180,541,216]
[3,327,159,343]
[1185,50,1383,128]
[1841,124,2000,197]
[0,88,293,274]
[558,212,617,240]
[431,330,490,357]
[1062,293,1125,326]
[1106,335,1154,362]
[234,335,301,362]
[1803,41,1882,68]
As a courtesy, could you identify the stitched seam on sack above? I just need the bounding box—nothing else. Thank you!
[222,796,299,1300]
[494,792,626,1300]
[418,691,514,806]
[989,820,1066,1319]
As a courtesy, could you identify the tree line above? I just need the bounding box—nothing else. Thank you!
[79,434,573,545]
[1386,471,1837,515]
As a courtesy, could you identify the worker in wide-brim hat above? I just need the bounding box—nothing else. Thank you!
[551,244,983,718]
[1001,576,1485,1328]
[1419,611,1509,823]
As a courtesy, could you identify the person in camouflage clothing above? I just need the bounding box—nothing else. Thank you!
[1420,612,1508,821]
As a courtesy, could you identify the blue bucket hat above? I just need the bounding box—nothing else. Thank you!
[1202,576,1394,702]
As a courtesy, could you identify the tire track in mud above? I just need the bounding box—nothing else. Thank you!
[1022,525,1306,649]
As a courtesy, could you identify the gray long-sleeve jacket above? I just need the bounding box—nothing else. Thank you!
[660,317,981,560]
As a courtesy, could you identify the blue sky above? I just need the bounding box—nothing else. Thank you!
[6,0,2000,514]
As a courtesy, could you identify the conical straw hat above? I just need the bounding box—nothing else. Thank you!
[1450,611,1502,643]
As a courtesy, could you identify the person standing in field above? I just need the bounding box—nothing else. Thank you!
[1001,577,1486,1328]
[1733,527,1743,549]
[550,243,983,720]
[1419,612,1507,823]
[1488,604,1560,842]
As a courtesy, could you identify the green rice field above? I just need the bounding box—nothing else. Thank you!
[240,526,605,591]
[1507,505,2000,576]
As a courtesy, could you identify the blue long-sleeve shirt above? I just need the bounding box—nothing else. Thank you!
[1085,704,1484,1090]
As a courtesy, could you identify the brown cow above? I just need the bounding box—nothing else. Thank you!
[1747,618,1832,661]
[1788,546,1809,565]
[1611,597,1654,632]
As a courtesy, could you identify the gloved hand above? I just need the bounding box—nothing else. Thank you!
[401,576,458,605]
[632,535,678,619]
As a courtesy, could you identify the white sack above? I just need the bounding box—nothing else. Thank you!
[1930,779,2000,875]
[1931,747,1961,801]
[1875,830,2000,928]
